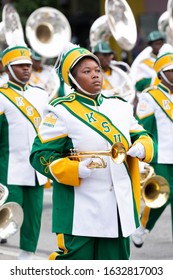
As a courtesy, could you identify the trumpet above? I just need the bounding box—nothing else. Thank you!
[65,142,126,168]
[140,165,170,209]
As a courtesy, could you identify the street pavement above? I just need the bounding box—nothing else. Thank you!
[0,188,173,260]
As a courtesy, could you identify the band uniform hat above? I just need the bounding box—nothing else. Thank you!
[92,41,114,54]
[154,52,173,74]
[31,50,42,61]
[147,30,165,44]
[60,47,101,86]
[2,46,32,67]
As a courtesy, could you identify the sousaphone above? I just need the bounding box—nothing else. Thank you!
[90,0,137,51]
[0,184,24,239]
[105,0,137,51]
[0,3,24,47]
[25,7,72,58]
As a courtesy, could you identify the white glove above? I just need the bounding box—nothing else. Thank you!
[78,159,94,179]
[127,143,145,159]
[138,161,149,173]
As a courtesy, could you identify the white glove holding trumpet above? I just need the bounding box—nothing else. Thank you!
[78,159,95,179]
[127,143,145,160]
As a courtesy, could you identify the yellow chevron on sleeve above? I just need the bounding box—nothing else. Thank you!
[49,158,80,186]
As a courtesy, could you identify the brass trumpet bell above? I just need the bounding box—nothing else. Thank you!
[141,175,170,209]
[66,142,126,168]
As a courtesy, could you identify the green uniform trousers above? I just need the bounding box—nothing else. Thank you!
[6,183,44,252]
[49,206,130,260]
[49,230,130,260]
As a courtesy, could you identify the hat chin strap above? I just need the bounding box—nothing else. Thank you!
[8,65,26,85]
[69,72,100,96]
[160,70,173,86]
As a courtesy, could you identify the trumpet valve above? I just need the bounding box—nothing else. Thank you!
[87,157,107,169]
[70,148,79,155]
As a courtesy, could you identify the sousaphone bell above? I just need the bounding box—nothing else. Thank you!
[25,6,72,58]
[0,3,24,47]
[0,184,24,239]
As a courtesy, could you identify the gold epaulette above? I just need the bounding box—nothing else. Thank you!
[49,93,76,107]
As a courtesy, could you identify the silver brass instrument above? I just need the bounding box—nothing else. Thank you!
[140,165,170,209]
[0,3,24,47]
[25,7,72,58]
[90,0,137,51]
[130,46,153,85]
[89,15,111,49]
[158,0,173,45]
[25,7,72,100]
[65,142,126,168]
[0,184,24,239]
[89,0,136,104]
[0,184,9,207]
[158,11,169,36]
[105,0,137,51]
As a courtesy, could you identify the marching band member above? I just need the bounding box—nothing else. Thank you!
[92,41,135,106]
[0,44,49,259]
[30,43,156,260]
[132,49,173,248]
[131,30,165,104]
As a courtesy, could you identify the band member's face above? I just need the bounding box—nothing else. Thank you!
[72,57,103,96]
[8,63,32,84]
[150,40,165,56]
[94,53,113,71]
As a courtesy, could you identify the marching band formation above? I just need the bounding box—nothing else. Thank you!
[0,0,173,260]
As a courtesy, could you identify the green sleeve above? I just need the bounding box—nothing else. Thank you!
[135,78,152,92]
[30,134,73,181]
